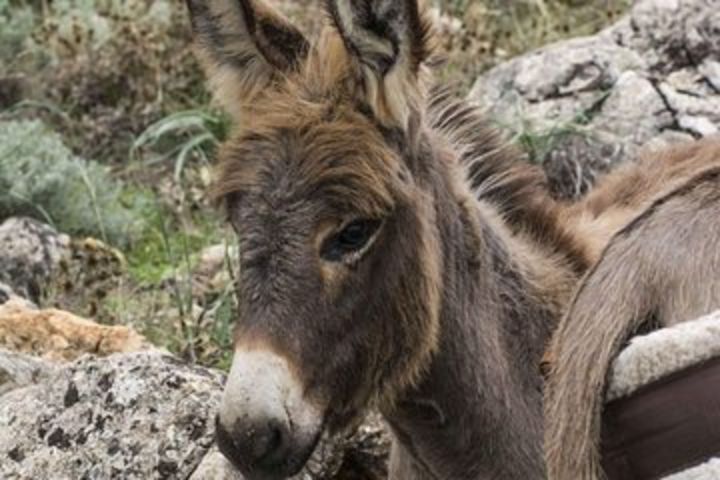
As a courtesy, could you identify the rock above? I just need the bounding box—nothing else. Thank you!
[192,243,239,299]
[0,283,10,306]
[0,350,390,480]
[0,301,152,361]
[469,0,720,192]
[542,132,625,199]
[598,71,674,144]
[0,217,127,319]
[332,413,391,480]
[0,348,57,396]
[700,59,720,91]
[46,236,126,321]
[0,351,223,480]
[0,282,34,309]
[0,217,70,302]
[189,450,243,480]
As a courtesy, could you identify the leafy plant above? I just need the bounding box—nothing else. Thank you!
[0,0,36,72]
[0,119,149,245]
[132,109,230,182]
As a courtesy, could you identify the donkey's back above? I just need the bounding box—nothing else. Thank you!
[545,138,720,479]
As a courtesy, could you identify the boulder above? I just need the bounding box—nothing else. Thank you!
[0,217,70,302]
[0,348,57,396]
[0,300,152,361]
[469,0,720,196]
[0,351,223,480]
[192,243,239,300]
[0,282,34,308]
[0,350,390,480]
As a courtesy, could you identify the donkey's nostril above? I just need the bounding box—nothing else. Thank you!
[249,420,286,465]
[216,415,290,473]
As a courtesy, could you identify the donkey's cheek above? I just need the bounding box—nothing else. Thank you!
[319,262,349,298]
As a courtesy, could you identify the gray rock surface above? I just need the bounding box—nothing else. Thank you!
[0,350,389,480]
[470,0,720,195]
[0,282,17,306]
[0,217,70,302]
[0,347,57,396]
[0,351,223,480]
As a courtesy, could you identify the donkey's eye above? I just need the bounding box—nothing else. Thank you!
[322,219,381,262]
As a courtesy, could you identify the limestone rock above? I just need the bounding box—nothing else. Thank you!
[0,347,57,396]
[0,217,70,302]
[0,301,152,361]
[0,282,34,309]
[470,0,720,190]
[0,350,390,480]
[0,351,223,480]
[192,243,239,299]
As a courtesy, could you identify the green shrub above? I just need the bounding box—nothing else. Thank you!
[41,0,175,57]
[0,0,36,71]
[0,119,148,245]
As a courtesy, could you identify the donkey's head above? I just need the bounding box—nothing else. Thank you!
[187,0,444,477]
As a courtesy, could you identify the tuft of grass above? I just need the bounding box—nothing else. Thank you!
[432,0,632,90]
[131,109,230,182]
[111,210,237,369]
[496,86,611,162]
[124,207,216,284]
[513,122,584,165]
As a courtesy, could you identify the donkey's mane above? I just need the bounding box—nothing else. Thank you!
[427,88,590,272]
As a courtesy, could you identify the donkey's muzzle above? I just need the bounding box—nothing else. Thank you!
[215,414,298,477]
[216,349,323,479]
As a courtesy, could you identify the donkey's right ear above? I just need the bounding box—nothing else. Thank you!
[186,0,308,120]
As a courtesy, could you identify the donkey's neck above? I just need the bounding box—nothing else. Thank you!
[384,162,576,479]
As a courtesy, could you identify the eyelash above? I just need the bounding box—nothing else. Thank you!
[320,219,382,263]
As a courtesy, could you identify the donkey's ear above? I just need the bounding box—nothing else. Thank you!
[186,0,308,119]
[327,0,433,129]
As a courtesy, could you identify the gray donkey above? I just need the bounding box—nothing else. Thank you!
[185,0,720,478]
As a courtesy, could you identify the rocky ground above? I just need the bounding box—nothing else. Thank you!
[1,0,719,479]
[470,0,720,198]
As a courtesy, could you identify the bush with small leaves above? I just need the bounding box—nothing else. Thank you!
[0,119,148,246]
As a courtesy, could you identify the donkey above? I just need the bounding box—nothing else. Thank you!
[185,0,720,478]
[544,140,720,480]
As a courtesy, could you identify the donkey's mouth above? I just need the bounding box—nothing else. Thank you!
[216,413,324,479]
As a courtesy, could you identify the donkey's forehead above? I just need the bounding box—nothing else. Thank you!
[216,113,407,218]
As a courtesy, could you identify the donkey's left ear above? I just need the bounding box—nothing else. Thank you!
[327,0,433,131]
[186,0,309,122]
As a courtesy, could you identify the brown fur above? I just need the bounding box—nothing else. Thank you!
[186,0,720,477]
[564,138,720,262]
[187,0,309,121]
[544,140,720,480]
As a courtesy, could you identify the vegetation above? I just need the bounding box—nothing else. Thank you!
[0,0,630,369]
[0,0,35,70]
[433,0,631,90]
[0,119,148,245]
